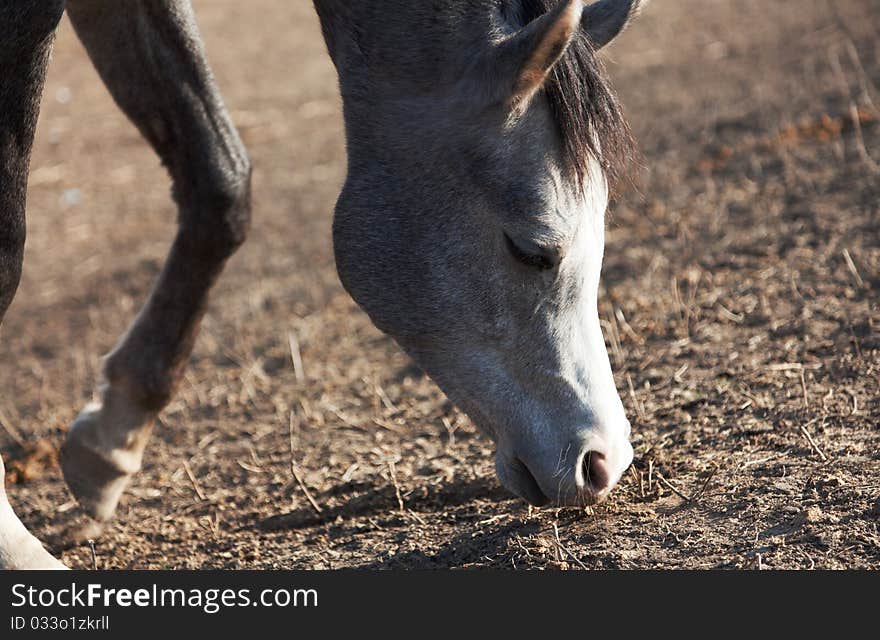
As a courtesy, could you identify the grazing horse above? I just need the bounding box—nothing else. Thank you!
[0,0,644,569]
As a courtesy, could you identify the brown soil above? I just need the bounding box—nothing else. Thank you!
[2,0,878,569]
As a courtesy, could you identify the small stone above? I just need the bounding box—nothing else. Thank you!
[796,505,823,526]
[59,188,82,209]
[816,475,845,491]
[55,86,72,105]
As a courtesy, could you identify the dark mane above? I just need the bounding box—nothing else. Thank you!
[518,0,636,192]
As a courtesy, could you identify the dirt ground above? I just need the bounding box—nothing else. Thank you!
[2,0,878,569]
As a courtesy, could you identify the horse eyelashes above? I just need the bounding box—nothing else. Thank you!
[504,233,557,271]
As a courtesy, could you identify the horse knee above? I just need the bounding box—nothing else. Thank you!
[0,215,26,317]
[179,150,252,258]
[216,159,252,252]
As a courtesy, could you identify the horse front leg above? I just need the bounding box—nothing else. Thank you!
[0,0,67,570]
[61,0,252,522]
[0,455,66,569]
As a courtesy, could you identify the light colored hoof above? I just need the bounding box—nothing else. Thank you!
[61,429,135,522]
[0,455,68,570]
[61,387,155,522]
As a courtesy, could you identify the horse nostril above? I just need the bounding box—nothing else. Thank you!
[581,450,611,494]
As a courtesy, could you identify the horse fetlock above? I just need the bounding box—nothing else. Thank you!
[61,385,156,522]
[103,329,202,411]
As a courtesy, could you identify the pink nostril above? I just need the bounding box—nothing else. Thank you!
[581,451,611,494]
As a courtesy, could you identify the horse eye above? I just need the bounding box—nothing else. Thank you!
[504,233,558,271]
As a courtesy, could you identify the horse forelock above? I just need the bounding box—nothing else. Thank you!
[318,0,636,192]
[517,0,636,193]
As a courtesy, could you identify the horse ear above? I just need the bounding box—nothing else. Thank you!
[489,0,584,110]
[581,0,646,50]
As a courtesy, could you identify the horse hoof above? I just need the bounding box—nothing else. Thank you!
[0,534,69,570]
[61,433,132,522]
[61,392,154,522]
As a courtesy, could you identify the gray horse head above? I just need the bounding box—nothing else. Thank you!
[316,0,644,506]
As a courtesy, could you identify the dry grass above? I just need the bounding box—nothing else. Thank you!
[1,0,878,569]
